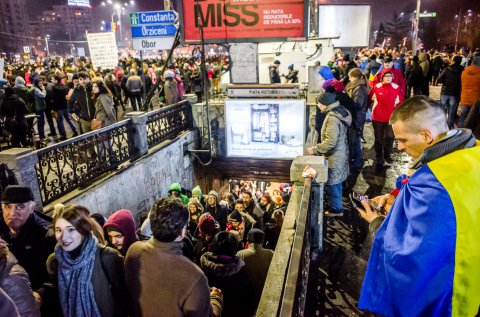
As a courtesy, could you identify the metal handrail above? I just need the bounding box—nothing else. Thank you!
[35,120,135,205]
[145,100,193,148]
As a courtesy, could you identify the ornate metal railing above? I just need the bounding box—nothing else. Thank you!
[146,100,193,148]
[35,120,135,205]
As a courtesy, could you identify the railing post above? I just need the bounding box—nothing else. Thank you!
[125,111,149,158]
[0,148,43,209]
[290,156,328,251]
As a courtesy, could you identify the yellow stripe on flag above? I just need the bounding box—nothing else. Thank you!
[428,142,480,317]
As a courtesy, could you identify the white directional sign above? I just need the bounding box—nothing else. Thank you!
[132,37,176,50]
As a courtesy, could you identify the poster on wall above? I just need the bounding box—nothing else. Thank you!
[180,0,307,43]
[86,32,118,70]
[225,99,305,159]
[229,43,258,84]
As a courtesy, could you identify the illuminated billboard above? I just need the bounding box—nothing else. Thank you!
[180,0,307,43]
[225,99,305,159]
[68,0,91,7]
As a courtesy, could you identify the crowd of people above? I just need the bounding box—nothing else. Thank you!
[0,180,291,317]
[0,55,229,148]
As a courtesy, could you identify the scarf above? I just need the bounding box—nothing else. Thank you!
[55,234,101,317]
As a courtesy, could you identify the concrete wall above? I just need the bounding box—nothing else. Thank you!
[50,131,196,220]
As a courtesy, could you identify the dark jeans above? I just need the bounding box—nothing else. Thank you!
[130,91,142,111]
[458,104,471,128]
[56,109,78,137]
[45,108,57,135]
[35,110,46,139]
[325,182,343,212]
[372,120,394,163]
[440,95,458,129]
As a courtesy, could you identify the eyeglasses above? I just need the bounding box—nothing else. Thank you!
[383,75,393,78]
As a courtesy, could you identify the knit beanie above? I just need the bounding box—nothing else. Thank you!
[208,190,218,201]
[317,91,336,106]
[192,186,202,198]
[288,64,294,70]
[198,214,217,236]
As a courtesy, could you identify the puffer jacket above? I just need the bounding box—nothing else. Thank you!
[369,82,404,123]
[312,101,352,185]
[460,64,480,106]
[0,241,40,317]
[438,63,463,97]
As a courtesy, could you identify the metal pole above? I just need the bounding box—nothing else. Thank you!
[454,9,461,52]
[45,36,50,56]
[412,0,421,55]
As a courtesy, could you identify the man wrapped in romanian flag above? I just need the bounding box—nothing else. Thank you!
[356,96,480,316]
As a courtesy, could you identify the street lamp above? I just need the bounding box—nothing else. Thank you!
[412,0,421,55]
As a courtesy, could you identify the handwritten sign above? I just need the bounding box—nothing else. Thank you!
[86,32,118,70]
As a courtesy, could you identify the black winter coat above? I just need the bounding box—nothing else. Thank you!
[200,253,255,317]
[0,213,56,291]
[67,84,95,120]
[438,64,464,97]
[52,84,69,111]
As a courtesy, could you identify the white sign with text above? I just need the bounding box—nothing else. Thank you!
[87,32,118,70]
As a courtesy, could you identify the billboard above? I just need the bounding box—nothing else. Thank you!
[181,0,307,43]
[68,0,91,7]
[225,99,305,159]
[318,5,371,48]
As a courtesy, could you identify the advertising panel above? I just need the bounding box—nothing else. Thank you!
[86,32,118,70]
[225,99,305,159]
[318,5,371,48]
[181,0,307,43]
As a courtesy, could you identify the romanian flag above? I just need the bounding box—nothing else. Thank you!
[359,141,480,316]
[105,22,118,32]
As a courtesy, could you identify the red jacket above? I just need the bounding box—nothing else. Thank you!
[369,82,404,123]
[373,67,406,97]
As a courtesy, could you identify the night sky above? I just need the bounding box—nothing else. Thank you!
[28,0,480,35]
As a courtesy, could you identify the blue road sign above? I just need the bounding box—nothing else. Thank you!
[130,11,178,26]
[131,25,178,38]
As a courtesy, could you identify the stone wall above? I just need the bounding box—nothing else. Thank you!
[46,131,196,220]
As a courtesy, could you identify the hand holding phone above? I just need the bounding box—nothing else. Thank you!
[350,192,387,215]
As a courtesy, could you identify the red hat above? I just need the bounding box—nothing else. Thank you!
[198,214,217,236]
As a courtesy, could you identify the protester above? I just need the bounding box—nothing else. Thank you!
[200,231,255,317]
[307,91,351,217]
[236,229,274,309]
[104,209,138,256]
[125,197,223,317]
[1,87,29,147]
[357,96,480,316]
[368,70,404,167]
[47,205,129,317]
[0,186,56,313]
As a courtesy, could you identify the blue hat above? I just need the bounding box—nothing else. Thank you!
[319,66,334,80]
[288,64,294,70]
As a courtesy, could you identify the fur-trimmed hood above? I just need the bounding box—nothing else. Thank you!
[200,252,245,278]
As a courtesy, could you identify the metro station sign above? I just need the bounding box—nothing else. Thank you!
[180,0,307,43]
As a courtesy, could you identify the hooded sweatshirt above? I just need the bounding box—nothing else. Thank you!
[104,209,137,256]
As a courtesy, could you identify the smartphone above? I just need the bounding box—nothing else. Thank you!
[350,192,386,214]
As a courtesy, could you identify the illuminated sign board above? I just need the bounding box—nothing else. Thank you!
[225,99,305,159]
[68,0,91,7]
[181,0,307,43]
